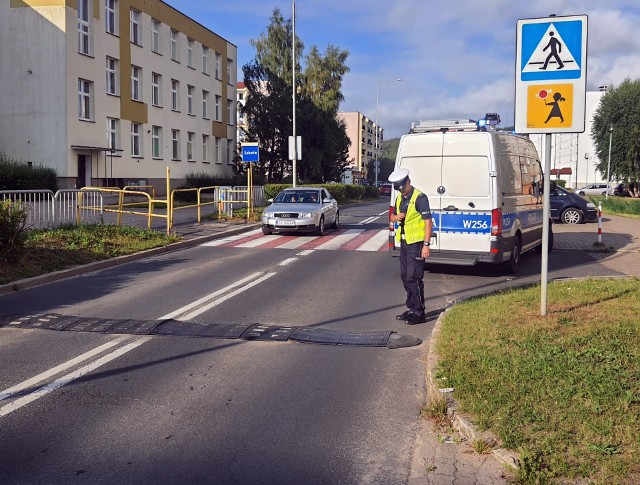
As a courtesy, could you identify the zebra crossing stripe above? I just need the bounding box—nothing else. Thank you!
[201,228,262,247]
[355,229,389,251]
[313,229,364,250]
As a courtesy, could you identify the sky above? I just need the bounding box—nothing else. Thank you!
[165,0,640,139]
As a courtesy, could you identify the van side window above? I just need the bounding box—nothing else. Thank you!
[520,157,537,195]
[502,154,522,195]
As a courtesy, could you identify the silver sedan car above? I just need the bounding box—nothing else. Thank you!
[261,187,339,236]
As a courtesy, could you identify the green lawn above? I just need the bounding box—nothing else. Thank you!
[436,279,640,484]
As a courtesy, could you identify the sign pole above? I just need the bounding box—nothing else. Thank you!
[540,133,552,316]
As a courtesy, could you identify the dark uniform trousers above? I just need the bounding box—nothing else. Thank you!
[400,240,425,316]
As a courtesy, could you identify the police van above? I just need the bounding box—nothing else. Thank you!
[388,120,553,273]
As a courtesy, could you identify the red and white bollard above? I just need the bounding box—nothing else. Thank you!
[597,202,602,244]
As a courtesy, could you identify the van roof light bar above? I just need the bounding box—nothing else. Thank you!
[410,119,480,133]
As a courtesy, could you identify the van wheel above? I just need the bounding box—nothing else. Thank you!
[505,237,521,274]
[561,208,583,224]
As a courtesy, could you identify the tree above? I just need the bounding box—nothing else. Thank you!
[242,8,352,183]
[591,78,640,197]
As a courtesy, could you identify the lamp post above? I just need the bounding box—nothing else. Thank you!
[584,153,589,186]
[291,0,297,187]
[375,78,402,186]
[606,124,613,199]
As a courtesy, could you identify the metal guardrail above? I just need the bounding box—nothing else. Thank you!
[1,189,103,229]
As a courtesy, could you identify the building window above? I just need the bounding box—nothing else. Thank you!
[171,79,180,111]
[152,126,162,159]
[227,59,233,84]
[131,122,142,157]
[152,72,162,106]
[78,78,92,121]
[105,0,117,35]
[202,134,209,162]
[202,90,209,119]
[187,85,195,115]
[170,29,179,61]
[202,46,209,74]
[106,57,118,95]
[227,139,234,164]
[215,95,221,121]
[77,0,91,55]
[130,9,141,45]
[131,65,142,101]
[187,38,194,68]
[151,19,160,53]
[187,132,195,161]
[227,99,234,125]
[172,129,180,160]
[107,118,120,150]
[214,137,220,163]
[215,52,221,79]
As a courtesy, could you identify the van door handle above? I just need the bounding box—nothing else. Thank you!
[443,205,458,211]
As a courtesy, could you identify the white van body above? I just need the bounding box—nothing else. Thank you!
[388,130,552,272]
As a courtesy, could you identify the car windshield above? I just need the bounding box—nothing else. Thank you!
[275,190,320,204]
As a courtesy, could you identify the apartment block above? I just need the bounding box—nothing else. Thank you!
[0,0,237,192]
[337,111,383,182]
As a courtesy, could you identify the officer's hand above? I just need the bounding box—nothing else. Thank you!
[393,213,406,223]
[421,245,430,259]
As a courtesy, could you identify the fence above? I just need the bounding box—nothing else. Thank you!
[2,186,265,233]
[1,189,104,229]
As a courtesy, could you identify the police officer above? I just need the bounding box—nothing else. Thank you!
[389,168,432,325]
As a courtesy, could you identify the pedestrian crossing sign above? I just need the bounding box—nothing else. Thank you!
[515,15,588,134]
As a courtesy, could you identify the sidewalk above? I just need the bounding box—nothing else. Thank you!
[410,214,640,484]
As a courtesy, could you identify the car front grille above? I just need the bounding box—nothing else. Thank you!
[275,213,299,218]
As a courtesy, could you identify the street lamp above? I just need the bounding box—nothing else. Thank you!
[584,153,589,186]
[606,124,613,199]
[291,0,297,187]
[375,78,402,186]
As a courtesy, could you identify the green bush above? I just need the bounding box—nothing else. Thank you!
[0,153,58,191]
[0,200,30,265]
[262,183,376,205]
[553,179,567,188]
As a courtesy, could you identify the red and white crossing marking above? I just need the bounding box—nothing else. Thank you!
[201,228,389,252]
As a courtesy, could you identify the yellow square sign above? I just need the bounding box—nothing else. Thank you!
[527,83,573,129]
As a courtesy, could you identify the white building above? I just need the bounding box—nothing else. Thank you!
[0,0,237,192]
[529,91,606,189]
[337,111,383,183]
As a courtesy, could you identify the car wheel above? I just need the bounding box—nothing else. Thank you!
[332,211,340,229]
[578,191,585,196]
[561,208,583,224]
[316,216,325,236]
[262,226,272,235]
[504,236,521,274]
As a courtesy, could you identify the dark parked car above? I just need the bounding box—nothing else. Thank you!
[550,186,597,224]
[614,183,630,197]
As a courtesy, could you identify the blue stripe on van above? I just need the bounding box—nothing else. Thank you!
[433,212,491,234]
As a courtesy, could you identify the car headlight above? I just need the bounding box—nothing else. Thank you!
[586,203,596,209]
[299,212,315,219]
[263,211,274,218]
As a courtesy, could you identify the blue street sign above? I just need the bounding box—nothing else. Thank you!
[241,144,259,163]
[520,19,584,81]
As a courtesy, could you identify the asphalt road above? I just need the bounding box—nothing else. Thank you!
[0,200,634,484]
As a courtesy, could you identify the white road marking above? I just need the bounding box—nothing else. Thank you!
[277,236,318,249]
[357,216,376,225]
[200,228,262,247]
[378,210,390,216]
[313,229,363,250]
[0,337,152,417]
[296,249,315,256]
[0,336,130,403]
[236,234,281,248]
[355,229,389,251]
[181,272,277,320]
[161,272,263,320]
[279,258,298,266]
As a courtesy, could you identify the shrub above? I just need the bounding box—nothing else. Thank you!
[0,153,58,191]
[0,200,30,265]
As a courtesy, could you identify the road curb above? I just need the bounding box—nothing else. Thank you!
[426,306,520,470]
[0,223,261,296]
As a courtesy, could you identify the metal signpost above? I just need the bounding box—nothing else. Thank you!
[515,14,588,316]
[241,143,259,218]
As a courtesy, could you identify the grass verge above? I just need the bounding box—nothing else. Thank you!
[0,224,180,285]
[436,278,640,484]
[588,195,640,219]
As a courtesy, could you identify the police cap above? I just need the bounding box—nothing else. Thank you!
[388,168,410,190]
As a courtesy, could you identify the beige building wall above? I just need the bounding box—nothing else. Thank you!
[337,111,383,182]
[1,0,237,192]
